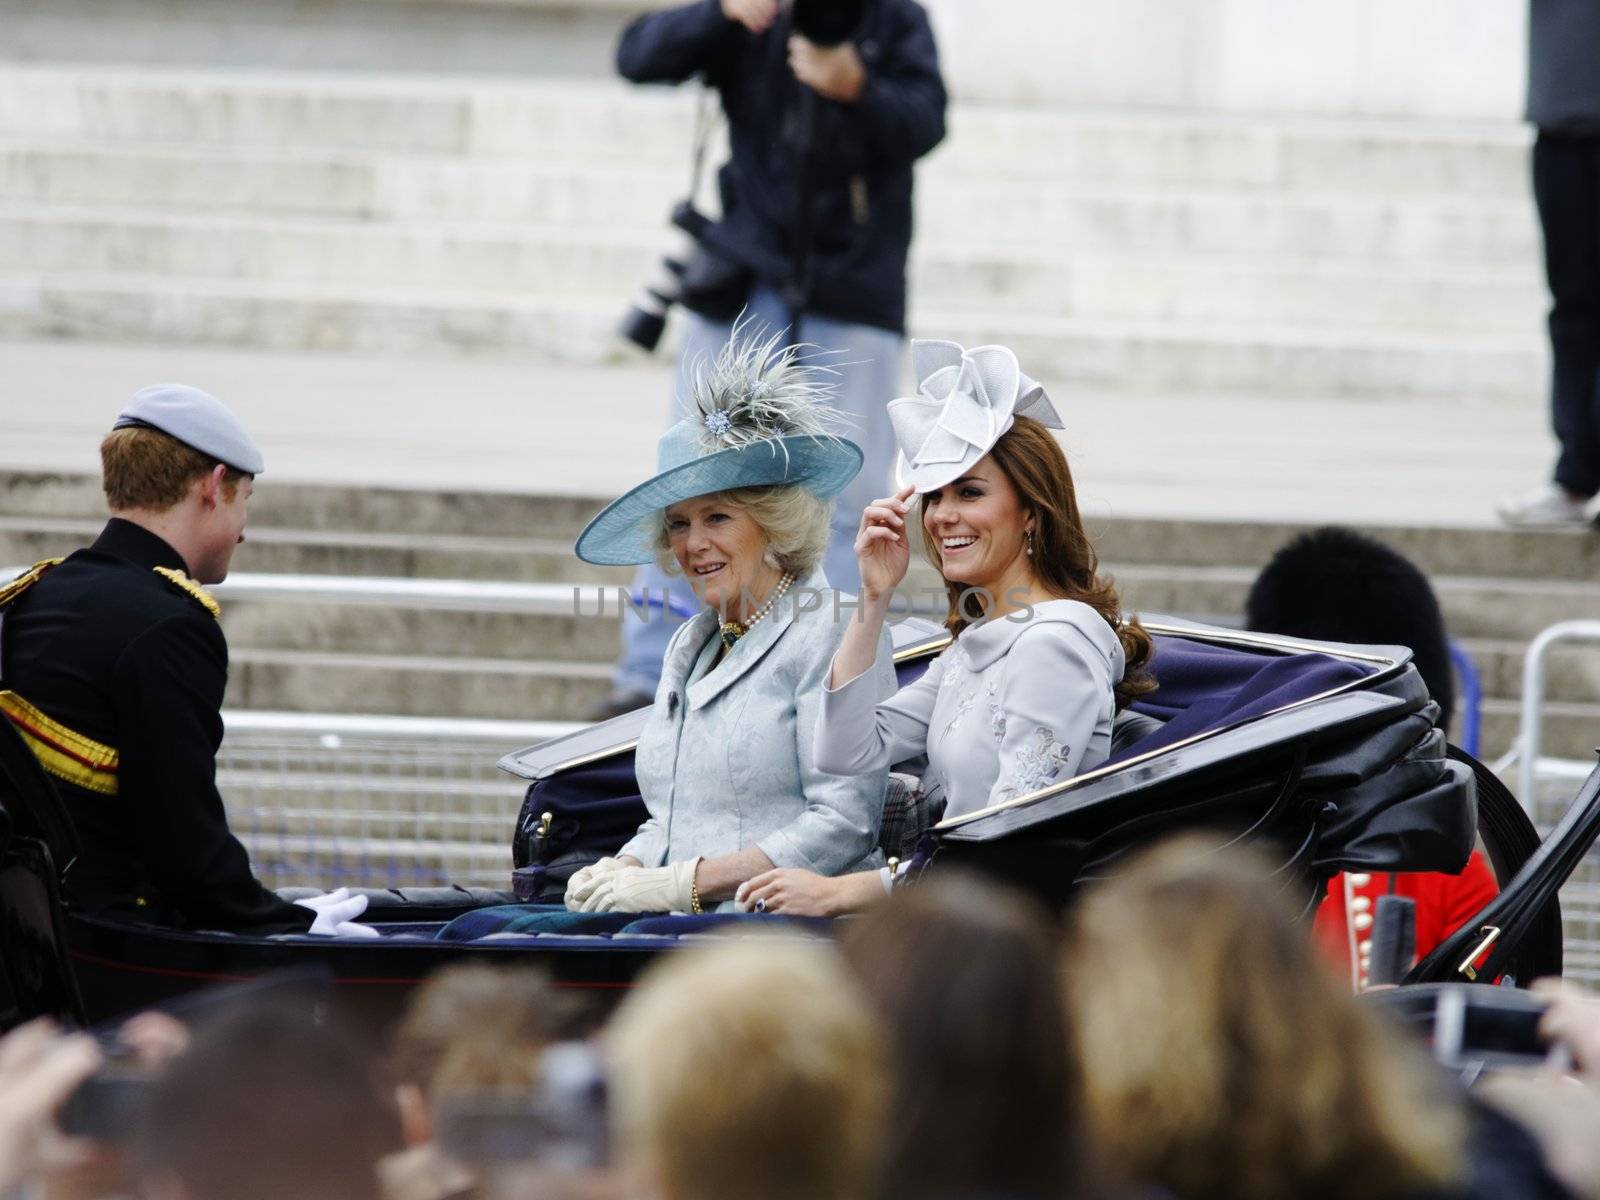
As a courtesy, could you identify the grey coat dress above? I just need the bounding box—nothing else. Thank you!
[816,599,1124,823]
[619,570,896,875]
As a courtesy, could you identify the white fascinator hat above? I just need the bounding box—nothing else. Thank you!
[888,340,1064,494]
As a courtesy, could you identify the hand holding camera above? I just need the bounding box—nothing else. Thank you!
[722,0,778,34]
[788,34,866,103]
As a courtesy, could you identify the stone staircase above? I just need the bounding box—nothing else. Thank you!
[0,63,1547,398]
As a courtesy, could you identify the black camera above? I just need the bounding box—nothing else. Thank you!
[792,0,866,46]
[617,201,748,353]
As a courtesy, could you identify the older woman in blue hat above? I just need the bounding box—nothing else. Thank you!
[564,332,896,914]
[736,341,1156,917]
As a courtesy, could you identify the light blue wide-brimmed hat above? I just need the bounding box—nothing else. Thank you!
[575,331,863,566]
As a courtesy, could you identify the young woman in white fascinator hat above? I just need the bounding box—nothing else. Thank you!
[737,339,1155,917]
[560,329,897,916]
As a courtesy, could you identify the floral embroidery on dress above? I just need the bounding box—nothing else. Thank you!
[986,681,1006,742]
[942,683,981,737]
[1006,725,1072,796]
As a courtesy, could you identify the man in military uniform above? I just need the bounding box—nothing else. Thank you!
[0,385,369,935]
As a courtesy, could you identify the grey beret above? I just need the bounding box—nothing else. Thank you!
[112,383,264,475]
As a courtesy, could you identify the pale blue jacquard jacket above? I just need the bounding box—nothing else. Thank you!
[817,599,1124,824]
[619,571,896,875]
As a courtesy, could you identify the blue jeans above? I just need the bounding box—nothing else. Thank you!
[612,288,903,696]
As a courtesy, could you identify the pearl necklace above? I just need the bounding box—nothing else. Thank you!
[720,572,795,649]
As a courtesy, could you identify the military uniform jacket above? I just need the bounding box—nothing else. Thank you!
[0,519,309,932]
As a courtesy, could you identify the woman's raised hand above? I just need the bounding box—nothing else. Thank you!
[856,485,915,600]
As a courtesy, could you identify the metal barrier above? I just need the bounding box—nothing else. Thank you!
[1491,619,1600,813]
[1485,620,1600,983]
[219,711,581,892]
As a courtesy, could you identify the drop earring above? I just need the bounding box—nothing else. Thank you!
[1025,529,1034,556]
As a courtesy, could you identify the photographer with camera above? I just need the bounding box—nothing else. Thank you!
[599,0,947,715]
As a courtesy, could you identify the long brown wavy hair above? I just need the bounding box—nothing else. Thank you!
[920,415,1155,709]
[1065,838,1465,1200]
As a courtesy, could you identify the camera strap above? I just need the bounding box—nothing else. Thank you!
[686,82,721,209]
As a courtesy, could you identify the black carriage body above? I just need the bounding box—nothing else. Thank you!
[509,618,1480,913]
[0,615,1562,1029]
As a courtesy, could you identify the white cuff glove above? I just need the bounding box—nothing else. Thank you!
[564,857,625,912]
[589,859,701,914]
[294,888,380,938]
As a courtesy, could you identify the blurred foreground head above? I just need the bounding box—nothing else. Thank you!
[1244,525,1455,727]
[606,937,886,1200]
[138,1001,394,1200]
[389,963,585,1137]
[840,874,1085,1200]
[1066,837,1465,1200]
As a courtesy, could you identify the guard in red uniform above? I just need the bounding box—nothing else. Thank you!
[1313,852,1500,991]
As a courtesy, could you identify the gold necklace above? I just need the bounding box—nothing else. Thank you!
[719,572,795,650]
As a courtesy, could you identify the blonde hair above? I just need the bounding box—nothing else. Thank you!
[654,485,831,579]
[606,938,887,1200]
[100,425,243,512]
[1065,838,1464,1200]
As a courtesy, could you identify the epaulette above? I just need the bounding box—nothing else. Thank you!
[152,566,221,619]
[0,559,64,611]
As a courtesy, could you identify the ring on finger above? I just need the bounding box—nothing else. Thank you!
[754,898,768,913]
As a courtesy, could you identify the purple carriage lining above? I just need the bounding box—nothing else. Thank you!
[1114,635,1380,763]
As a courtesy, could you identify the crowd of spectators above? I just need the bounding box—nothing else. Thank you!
[4,841,1600,1200]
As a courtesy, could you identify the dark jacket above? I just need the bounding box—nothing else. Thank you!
[616,0,946,334]
[0,520,310,932]
[1528,0,1600,131]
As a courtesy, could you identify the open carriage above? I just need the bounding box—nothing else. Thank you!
[0,615,1592,1031]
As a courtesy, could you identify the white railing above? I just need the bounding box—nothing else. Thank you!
[1490,620,1600,813]
[218,709,583,891]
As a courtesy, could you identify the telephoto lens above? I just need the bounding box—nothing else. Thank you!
[617,201,720,352]
[618,237,693,353]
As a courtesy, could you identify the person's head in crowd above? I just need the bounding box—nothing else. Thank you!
[102,384,263,585]
[388,964,585,1148]
[1244,525,1455,727]
[1065,837,1465,1200]
[606,937,886,1200]
[839,874,1087,1200]
[384,965,591,1200]
[137,1000,395,1200]
[917,411,1154,710]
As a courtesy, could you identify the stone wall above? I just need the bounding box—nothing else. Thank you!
[1,0,1530,120]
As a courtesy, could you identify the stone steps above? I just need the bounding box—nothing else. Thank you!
[9,473,1597,579]
[0,516,632,585]
[0,67,1533,193]
[0,205,1544,334]
[9,473,1596,580]
[0,147,1540,266]
[0,273,1544,397]
[210,598,1600,704]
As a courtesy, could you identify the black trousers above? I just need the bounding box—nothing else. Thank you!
[1534,129,1600,497]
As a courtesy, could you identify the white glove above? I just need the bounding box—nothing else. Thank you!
[294,888,380,938]
[564,857,625,911]
[589,859,701,914]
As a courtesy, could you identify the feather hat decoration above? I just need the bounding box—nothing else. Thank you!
[573,323,864,567]
[689,323,848,456]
